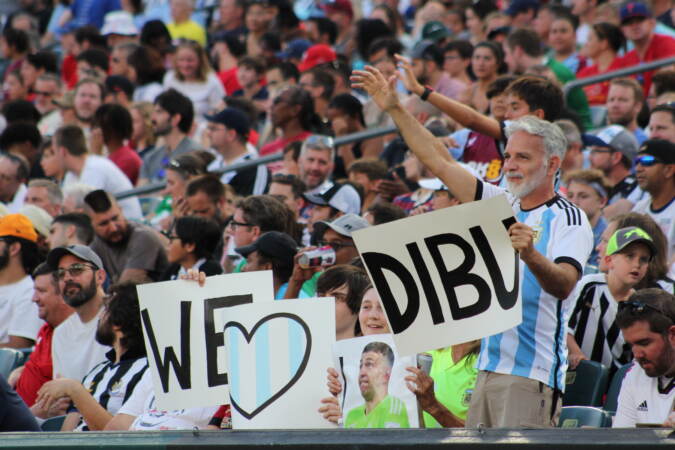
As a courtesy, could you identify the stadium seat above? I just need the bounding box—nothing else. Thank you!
[563,360,610,407]
[0,348,26,379]
[604,362,633,415]
[41,415,66,432]
[559,406,613,428]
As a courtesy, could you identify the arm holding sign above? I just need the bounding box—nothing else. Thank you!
[351,66,478,204]
[405,367,464,427]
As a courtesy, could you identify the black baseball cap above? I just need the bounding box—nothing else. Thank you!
[205,108,250,140]
[235,231,298,268]
[638,139,675,165]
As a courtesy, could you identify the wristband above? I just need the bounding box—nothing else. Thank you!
[420,85,433,101]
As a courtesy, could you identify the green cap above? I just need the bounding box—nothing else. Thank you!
[606,226,656,260]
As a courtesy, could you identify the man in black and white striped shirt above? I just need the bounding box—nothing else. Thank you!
[35,282,148,431]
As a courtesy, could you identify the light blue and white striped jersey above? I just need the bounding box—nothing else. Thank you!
[475,180,594,392]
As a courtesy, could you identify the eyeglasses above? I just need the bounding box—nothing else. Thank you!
[619,300,672,322]
[635,155,663,167]
[590,148,613,155]
[228,220,254,230]
[160,230,179,241]
[318,240,355,251]
[55,263,97,280]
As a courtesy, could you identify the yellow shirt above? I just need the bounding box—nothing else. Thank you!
[167,20,206,46]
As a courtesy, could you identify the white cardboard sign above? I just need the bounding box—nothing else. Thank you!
[352,195,521,356]
[137,271,275,410]
[223,298,336,429]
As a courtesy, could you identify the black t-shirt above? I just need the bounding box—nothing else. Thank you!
[0,374,40,432]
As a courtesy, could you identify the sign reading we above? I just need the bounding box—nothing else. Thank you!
[137,271,275,410]
[352,195,522,356]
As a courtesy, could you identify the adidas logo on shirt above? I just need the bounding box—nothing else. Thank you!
[637,400,648,411]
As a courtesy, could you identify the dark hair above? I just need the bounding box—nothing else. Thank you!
[348,158,388,180]
[267,61,300,82]
[651,103,675,123]
[328,93,364,125]
[260,31,282,53]
[270,173,306,199]
[652,71,675,98]
[84,189,114,213]
[140,20,172,54]
[2,28,29,54]
[53,213,95,244]
[1,99,41,124]
[167,152,208,180]
[3,236,40,274]
[444,40,474,60]
[372,3,401,35]
[25,51,59,74]
[93,104,133,143]
[474,41,506,74]
[76,48,109,72]
[366,202,406,224]
[106,282,146,356]
[362,341,395,366]
[74,26,106,48]
[283,86,324,133]
[238,56,266,75]
[486,74,517,99]
[174,215,223,260]
[616,288,675,335]
[505,75,564,121]
[309,17,338,45]
[237,195,293,233]
[217,32,246,58]
[418,42,445,68]
[307,68,335,101]
[32,262,58,290]
[186,175,225,203]
[55,125,88,156]
[356,18,393,60]
[468,0,498,20]
[0,122,41,150]
[283,140,302,161]
[317,265,370,315]
[154,88,194,133]
[506,28,544,58]
[552,7,579,30]
[128,46,166,85]
[591,22,626,53]
[367,37,403,60]
[224,96,259,125]
[1,152,29,181]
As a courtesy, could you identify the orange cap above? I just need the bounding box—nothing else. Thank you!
[0,214,38,242]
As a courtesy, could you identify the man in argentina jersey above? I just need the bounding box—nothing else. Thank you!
[34,283,148,431]
[351,67,593,427]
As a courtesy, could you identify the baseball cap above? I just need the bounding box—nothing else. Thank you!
[620,2,652,24]
[0,213,38,242]
[410,40,436,60]
[318,213,370,238]
[505,0,539,17]
[204,108,251,139]
[588,125,639,161]
[637,139,675,164]
[235,231,298,268]
[421,21,450,42]
[319,0,353,19]
[298,44,337,72]
[606,226,657,260]
[47,244,104,270]
[105,75,135,98]
[418,178,447,191]
[276,38,312,60]
[101,11,138,36]
[19,205,52,238]
[304,183,361,215]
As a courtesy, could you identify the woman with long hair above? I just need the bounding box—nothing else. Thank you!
[577,23,627,105]
[459,42,504,114]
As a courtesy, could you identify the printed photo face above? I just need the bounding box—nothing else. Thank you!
[358,351,391,401]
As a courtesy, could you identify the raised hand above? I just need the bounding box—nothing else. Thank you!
[351,66,400,113]
[394,54,424,96]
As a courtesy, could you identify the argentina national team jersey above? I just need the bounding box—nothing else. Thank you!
[474,179,594,391]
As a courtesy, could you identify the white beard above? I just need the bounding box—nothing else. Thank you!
[505,164,548,199]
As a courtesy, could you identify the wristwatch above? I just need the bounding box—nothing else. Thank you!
[420,85,434,101]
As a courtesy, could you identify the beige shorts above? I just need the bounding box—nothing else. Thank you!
[465,371,561,428]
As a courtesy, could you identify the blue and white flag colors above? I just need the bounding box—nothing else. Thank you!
[223,298,337,429]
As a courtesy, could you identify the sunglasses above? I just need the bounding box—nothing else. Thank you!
[619,300,672,322]
[306,135,334,148]
[55,263,97,280]
[635,155,663,167]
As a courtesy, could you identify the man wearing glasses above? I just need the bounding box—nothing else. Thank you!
[613,288,675,427]
[632,139,675,268]
[47,244,109,383]
[35,74,63,136]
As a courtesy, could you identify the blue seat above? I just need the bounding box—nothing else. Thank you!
[604,362,633,415]
[0,348,26,379]
[563,360,610,407]
[41,415,66,432]
[559,406,613,428]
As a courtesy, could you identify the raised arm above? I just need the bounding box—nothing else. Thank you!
[395,55,503,140]
[351,66,478,203]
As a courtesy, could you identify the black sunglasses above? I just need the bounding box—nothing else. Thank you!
[619,300,672,321]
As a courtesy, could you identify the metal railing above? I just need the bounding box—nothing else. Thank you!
[563,55,675,96]
[115,125,397,200]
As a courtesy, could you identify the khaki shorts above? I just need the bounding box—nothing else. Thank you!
[465,371,561,428]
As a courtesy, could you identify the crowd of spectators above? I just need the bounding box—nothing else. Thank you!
[0,0,674,434]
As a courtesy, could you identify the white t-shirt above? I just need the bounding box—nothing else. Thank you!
[120,370,218,430]
[162,71,225,119]
[632,196,675,266]
[0,276,42,343]
[51,308,110,380]
[613,362,675,427]
[62,155,142,220]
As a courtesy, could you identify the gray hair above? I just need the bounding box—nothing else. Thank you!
[62,183,95,211]
[554,119,581,146]
[300,135,335,161]
[504,116,567,162]
[27,179,63,205]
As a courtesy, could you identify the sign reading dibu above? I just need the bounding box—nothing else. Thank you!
[352,195,522,356]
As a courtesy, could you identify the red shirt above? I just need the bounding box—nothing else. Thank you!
[577,57,630,105]
[622,34,675,95]
[15,323,54,406]
[109,144,142,185]
[61,53,78,90]
[218,67,242,95]
[259,131,312,173]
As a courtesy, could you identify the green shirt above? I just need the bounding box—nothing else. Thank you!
[545,58,593,131]
[300,271,322,297]
[423,348,478,428]
[345,395,410,428]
